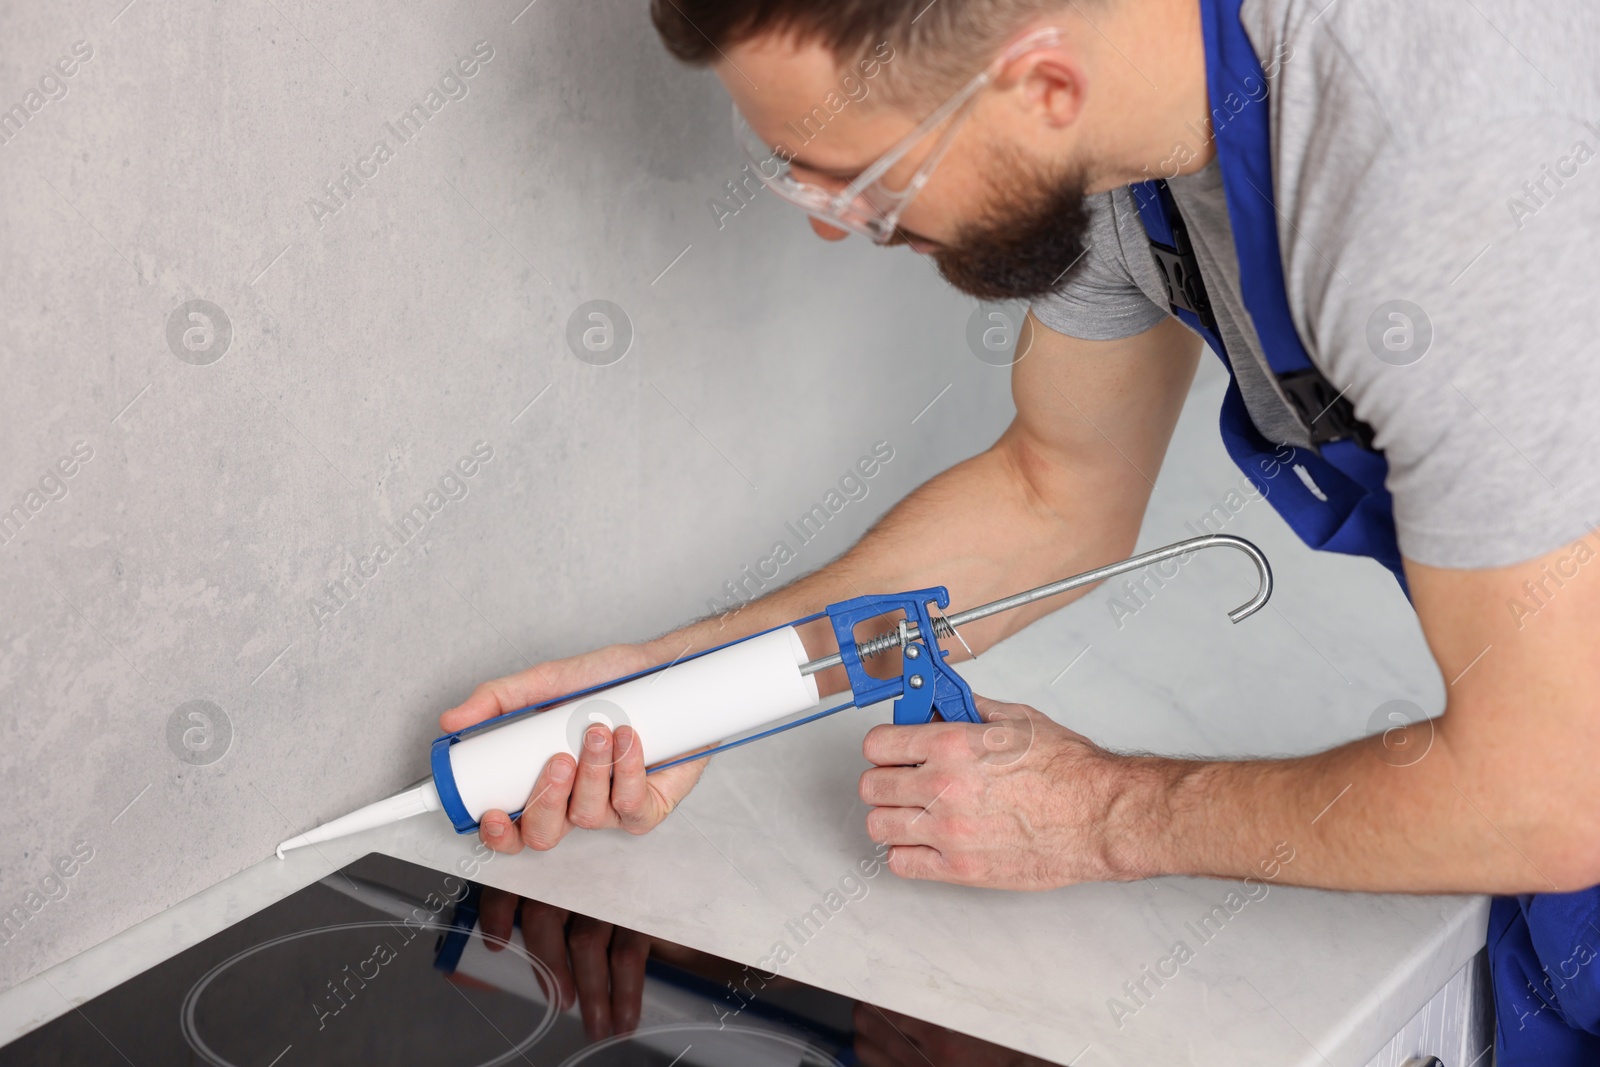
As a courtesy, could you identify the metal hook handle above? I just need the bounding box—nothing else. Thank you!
[966,532,1274,626]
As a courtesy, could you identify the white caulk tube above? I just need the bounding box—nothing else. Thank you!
[276,626,820,857]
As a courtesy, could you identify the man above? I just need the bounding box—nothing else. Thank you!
[441,0,1600,1060]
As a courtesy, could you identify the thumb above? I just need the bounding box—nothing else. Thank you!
[966,693,1048,767]
[439,663,561,732]
[438,643,659,734]
[971,693,1033,722]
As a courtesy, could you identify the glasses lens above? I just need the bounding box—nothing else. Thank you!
[729,105,899,243]
[731,107,787,177]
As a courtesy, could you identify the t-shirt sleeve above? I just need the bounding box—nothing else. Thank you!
[1030,189,1170,341]
[1308,116,1600,570]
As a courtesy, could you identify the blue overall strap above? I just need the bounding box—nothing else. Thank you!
[1128,0,1405,589]
[1142,2,1599,1059]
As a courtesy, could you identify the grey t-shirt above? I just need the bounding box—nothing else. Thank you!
[1032,0,1600,569]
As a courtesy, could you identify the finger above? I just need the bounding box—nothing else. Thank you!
[864,805,941,848]
[639,745,711,805]
[971,693,1024,720]
[874,1004,934,1039]
[862,722,950,767]
[884,844,952,882]
[809,216,850,241]
[519,756,576,852]
[478,887,518,951]
[609,727,661,834]
[973,692,1061,730]
[440,644,660,733]
[964,696,1038,764]
[851,1002,924,1067]
[608,927,652,1034]
[567,726,618,830]
[440,666,558,732]
[477,809,524,855]
[567,916,616,1040]
[520,900,576,1010]
[974,691,1091,748]
[850,1028,899,1067]
[858,766,938,809]
[880,1015,940,1067]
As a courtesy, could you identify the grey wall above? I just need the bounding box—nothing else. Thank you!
[0,0,1015,988]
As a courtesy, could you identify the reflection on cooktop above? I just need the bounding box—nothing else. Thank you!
[1,853,1064,1066]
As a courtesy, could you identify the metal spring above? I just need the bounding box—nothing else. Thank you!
[853,618,953,660]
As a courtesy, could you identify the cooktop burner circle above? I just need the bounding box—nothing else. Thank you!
[557,1021,845,1067]
[179,919,560,1067]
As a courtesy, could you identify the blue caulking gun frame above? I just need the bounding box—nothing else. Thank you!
[428,533,1273,834]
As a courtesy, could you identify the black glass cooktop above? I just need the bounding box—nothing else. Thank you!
[2,852,1064,1066]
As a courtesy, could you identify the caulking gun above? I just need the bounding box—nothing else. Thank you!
[276,533,1271,857]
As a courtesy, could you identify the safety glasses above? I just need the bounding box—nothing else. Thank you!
[731,27,1063,243]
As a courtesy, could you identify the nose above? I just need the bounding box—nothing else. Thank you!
[808,217,851,241]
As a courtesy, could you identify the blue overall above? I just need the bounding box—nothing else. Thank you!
[1129,0,1600,1061]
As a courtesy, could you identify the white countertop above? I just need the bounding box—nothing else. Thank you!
[0,578,1488,1065]
[0,370,1489,1065]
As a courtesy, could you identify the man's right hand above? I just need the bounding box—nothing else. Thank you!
[438,642,713,855]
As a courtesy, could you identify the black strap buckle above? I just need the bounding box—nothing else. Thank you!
[1150,230,1218,332]
[1143,181,1377,453]
[1145,181,1218,331]
[1278,369,1376,449]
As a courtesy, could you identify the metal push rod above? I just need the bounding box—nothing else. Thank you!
[798,533,1273,678]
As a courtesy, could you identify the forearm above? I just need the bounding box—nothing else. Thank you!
[646,319,1198,696]
[1101,725,1574,894]
[648,432,1146,698]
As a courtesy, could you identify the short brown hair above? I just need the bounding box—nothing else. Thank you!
[650,0,1070,104]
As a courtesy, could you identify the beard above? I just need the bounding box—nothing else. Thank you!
[925,156,1093,301]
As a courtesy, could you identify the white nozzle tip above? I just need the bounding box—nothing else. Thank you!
[275,833,313,859]
[271,782,441,860]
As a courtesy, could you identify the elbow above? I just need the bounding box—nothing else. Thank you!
[1497,786,1600,892]
[1536,839,1600,893]
[1440,716,1600,892]
[997,430,1142,558]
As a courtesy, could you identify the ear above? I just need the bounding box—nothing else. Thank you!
[999,47,1087,129]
